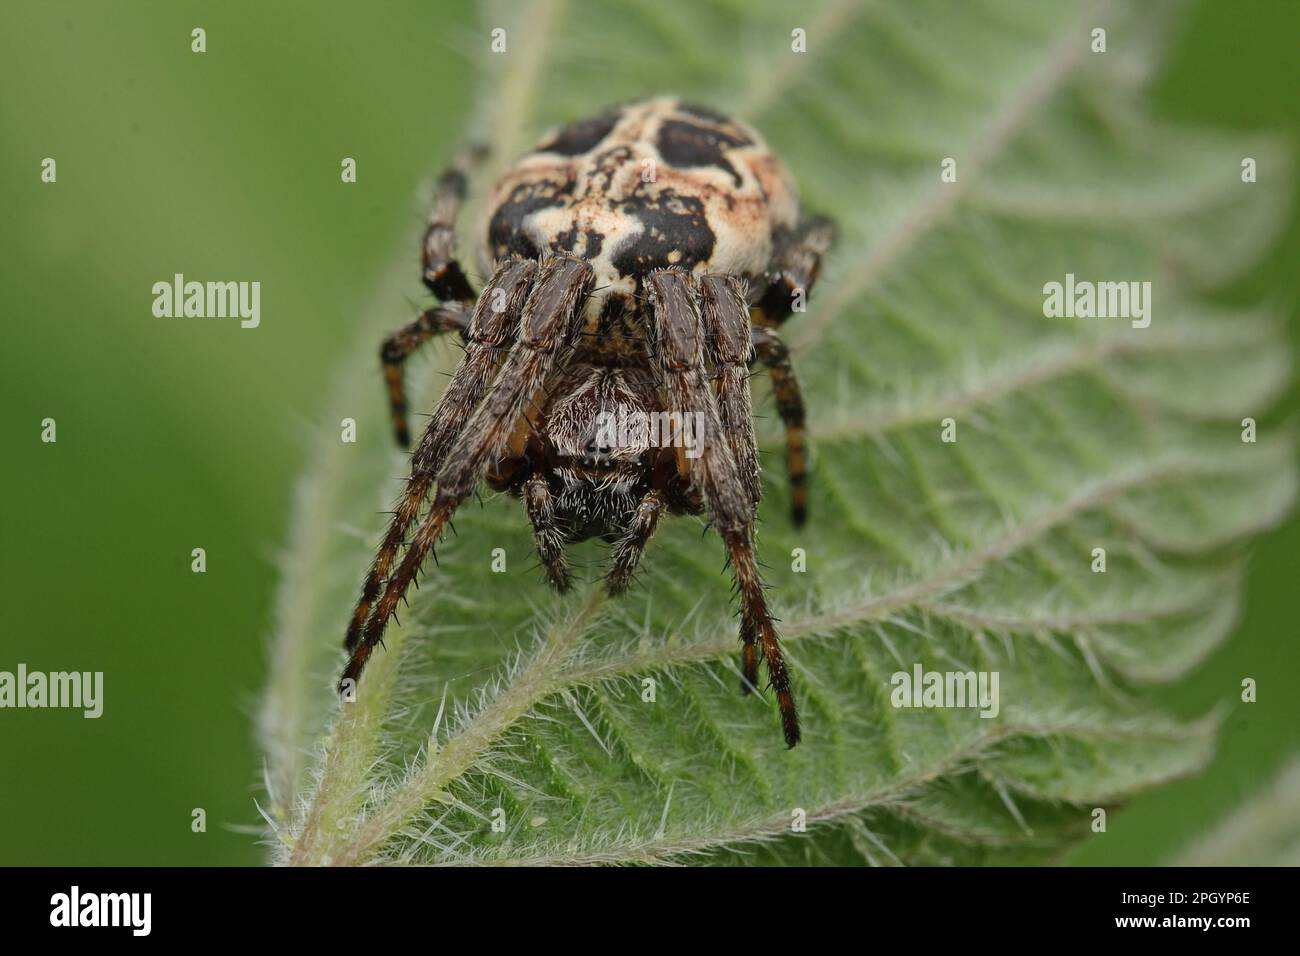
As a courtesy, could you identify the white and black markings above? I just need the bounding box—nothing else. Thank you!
[482,96,799,318]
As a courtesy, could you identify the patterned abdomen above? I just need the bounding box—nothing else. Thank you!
[479,97,800,302]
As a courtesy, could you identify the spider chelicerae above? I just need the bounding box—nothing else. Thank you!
[340,97,834,747]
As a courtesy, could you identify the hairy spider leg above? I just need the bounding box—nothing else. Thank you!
[420,150,487,301]
[754,215,835,325]
[383,149,489,446]
[605,488,666,596]
[750,326,808,527]
[381,303,471,447]
[340,256,595,690]
[647,270,800,747]
[700,274,762,512]
[524,473,572,592]
[343,259,538,655]
[749,215,833,526]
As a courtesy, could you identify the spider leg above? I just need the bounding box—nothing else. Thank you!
[743,215,832,525]
[341,256,595,689]
[754,215,835,324]
[524,474,571,593]
[420,147,487,302]
[343,259,538,655]
[751,325,809,527]
[699,274,761,512]
[381,148,488,447]
[647,270,800,747]
[606,489,665,596]
[381,303,471,447]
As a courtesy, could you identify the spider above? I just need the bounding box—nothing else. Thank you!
[339,97,834,747]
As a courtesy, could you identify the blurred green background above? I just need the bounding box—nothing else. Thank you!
[0,0,1296,865]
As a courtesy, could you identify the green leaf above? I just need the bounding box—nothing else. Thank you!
[259,0,1294,865]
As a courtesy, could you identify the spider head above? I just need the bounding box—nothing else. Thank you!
[540,364,665,539]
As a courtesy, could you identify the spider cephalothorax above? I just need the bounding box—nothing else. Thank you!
[343,97,833,747]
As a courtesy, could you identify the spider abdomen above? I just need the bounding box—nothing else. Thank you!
[480,97,800,318]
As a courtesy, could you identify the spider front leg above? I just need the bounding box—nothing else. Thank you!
[699,274,761,512]
[647,270,800,748]
[383,148,487,447]
[344,258,538,655]
[341,256,595,690]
